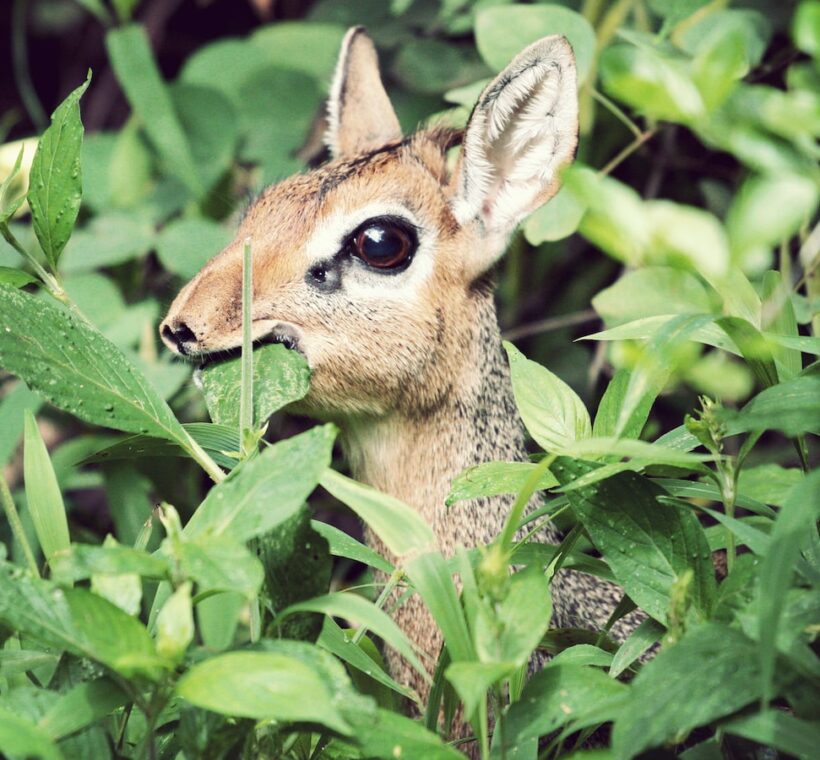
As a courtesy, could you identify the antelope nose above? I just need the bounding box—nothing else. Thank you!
[160,319,198,355]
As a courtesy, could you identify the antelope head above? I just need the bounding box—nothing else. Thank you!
[160,27,578,422]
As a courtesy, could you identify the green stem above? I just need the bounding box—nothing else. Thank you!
[720,462,737,574]
[599,130,656,176]
[497,454,557,556]
[182,431,225,484]
[12,0,47,131]
[590,87,643,138]
[239,238,254,458]
[0,472,39,576]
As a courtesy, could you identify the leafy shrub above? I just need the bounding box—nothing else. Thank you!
[0,1,818,758]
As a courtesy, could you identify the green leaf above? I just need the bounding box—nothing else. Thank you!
[156,581,194,661]
[0,266,37,288]
[475,5,596,83]
[352,707,464,759]
[0,145,26,223]
[724,710,819,760]
[592,267,713,328]
[736,464,804,507]
[600,43,705,122]
[106,25,203,196]
[0,706,63,760]
[176,651,352,734]
[171,537,264,599]
[60,212,155,274]
[612,624,789,757]
[155,216,232,280]
[317,617,415,701]
[0,284,190,445]
[446,661,515,719]
[523,184,587,245]
[260,507,330,642]
[499,663,628,754]
[249,22,347,81]
[27,74,90,268]
[50,542,169,583]
[761,271,802,382]
[0,381,42,467]
[185,424,335,542]
[446,461,558,506]
[199,342,311,429]
[592,370,650,442]
[721,373,820,437]
[311,519,394,574]
[794,0,820,55]
[0,650,59,678]
[38,678,128,740]
[504,342,591,452]
[551,459,716,624]
[23,410,70,563]
[320,469,436,558]
[608,618,665,678]
[279,592,428,683]
[0,563,165,680]
[758,471,820,704]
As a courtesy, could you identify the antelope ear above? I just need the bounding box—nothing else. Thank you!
[325,27,402,159]
[451,35,578,239]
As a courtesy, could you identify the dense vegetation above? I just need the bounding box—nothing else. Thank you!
[0,0,818,758]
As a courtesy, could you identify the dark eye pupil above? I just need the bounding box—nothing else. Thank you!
[354,222,412,269]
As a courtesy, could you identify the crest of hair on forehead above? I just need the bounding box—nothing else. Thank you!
[326,26,403,159]
[451,34,578,234]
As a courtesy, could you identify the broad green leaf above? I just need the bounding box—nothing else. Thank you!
[0,144,26,223]
[0,285,195,453]
[499,663,628,755]
[612,624,790,757]
[156,582,194,661]
[727,174,819,263]
[562,437,714,466]
[172,84,238,193]
[176,651,351,734]
[0,266,36,288]
[592,370,652,442]
[524,184,586,245]
[761,271,802,381]
[592,267,713,327]
[475,5,596,83]
[645,201,730,280]
[446,661,515,718]
[185,424,335,542]
[446,461,558,506]
[38,678,128,740]
[504,342,591,452]
[179,40,270,107]
[0,650,59,677]
[61,272,125,330]
[27,75,90,268]
[406,551,474,663]
[200,342,311,429]
[249,22,347,81]
[565,167,650,265]
[0,706,63,760]
[695,506,771,557]
[600,43,705,122]
[59,212,155,273]
[551,459,716,624]
[0,563,164,680]
[170,537,264,599]
[392,39,488,96]
[794,0,820,55]
[196,592,244,652]
[106,25,202,196]
[608,618,665,678]
[311,519,394,574]
[648,0,711,28]
[23,410,70,563]
[758,471,820,704]
[318,617,415,700]
[736,464,803,507]
[614,314,716,438]
[155,216,231,280]
[279,592,428,682]
[320,469,436,557]
[351,707,464,759]
[721,373,820,437]
[474,565,552,666]
[260,507,331,642]
[724,710,819,760]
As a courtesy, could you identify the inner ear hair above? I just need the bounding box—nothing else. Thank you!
[452,34,578,234]
[325,27,403,160]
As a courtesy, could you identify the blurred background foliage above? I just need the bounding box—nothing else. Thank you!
[0,0,817,547]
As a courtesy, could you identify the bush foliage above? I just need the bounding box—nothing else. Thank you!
[0,1,818,758]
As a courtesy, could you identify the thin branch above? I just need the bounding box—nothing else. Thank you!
[599,130,656,177]
[502,309,598,342]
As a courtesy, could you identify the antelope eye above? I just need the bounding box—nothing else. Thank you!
[352,220,415,269]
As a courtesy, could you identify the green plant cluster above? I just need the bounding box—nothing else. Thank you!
[0,1,818,759]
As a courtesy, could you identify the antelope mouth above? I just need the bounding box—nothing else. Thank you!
[197,322,306,370]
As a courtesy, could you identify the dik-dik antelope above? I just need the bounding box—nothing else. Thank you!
[161,27,636,709]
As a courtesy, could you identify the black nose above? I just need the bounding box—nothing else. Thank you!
[162,321,198,355]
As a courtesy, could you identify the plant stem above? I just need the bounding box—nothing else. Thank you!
[12,0,47,132]
[497,454,556,556]
[0,473,39,576]
[589,88,643,138]
[182,431,225,484]
[239,237,254,458]
[0,222,66,301]
[599,130,656,176]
